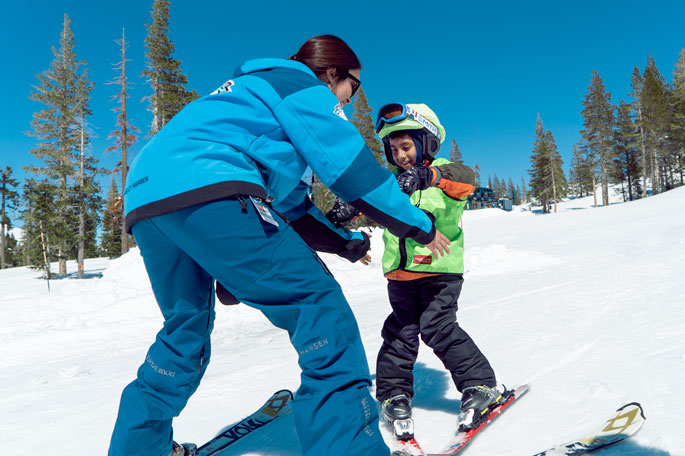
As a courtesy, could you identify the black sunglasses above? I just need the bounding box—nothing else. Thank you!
[340,69,361,97]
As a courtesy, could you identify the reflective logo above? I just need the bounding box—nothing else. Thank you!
[334,103,348,120]
[413,255,433,264]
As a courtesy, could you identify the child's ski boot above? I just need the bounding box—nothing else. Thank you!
[382,394,414,440]
[458,385,504,431]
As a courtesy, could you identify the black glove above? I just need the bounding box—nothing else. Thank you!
[325,198,361,228]
[397,165,440,194]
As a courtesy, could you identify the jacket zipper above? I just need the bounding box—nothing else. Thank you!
[399,237,408,270]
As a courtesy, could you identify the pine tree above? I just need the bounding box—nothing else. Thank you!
[629,67,649,196]
[143,0,199,135]
[507,177,516,201]
[569,142,594,197]
[529,116,548,209]
[73,61,99,278]
[101,175,123,258]
[580,70,614,206]
[26,14,94,275]
[493,175,501,197]
[529,114,566,212]
[520,176,528,203]
[107,28,139,254]
[20,179,57,274]
[613,101,642,201]
[347,87,385,227]
[569,143,582,196]
[641,56,670,194]
[473,164,481,186]
[351,87,385,168]
[449,139,464,164]
[1,167,20,269]
[545,129,568,211]
[69,149,102,270]
[2,232,20,268]
[672,49,685,185]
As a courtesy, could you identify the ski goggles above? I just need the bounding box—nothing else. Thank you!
[375,103,441,139]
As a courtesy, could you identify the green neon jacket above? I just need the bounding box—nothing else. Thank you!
[382,158,476,278]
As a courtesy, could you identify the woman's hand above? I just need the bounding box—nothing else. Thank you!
[424,229,451,258]
[358,231,372,265]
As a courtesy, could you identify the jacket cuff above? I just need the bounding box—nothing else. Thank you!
[338,231,371,262]
[410,211,436,245]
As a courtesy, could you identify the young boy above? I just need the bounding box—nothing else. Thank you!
[373,103,501,433]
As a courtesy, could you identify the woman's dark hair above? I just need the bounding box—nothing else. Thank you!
[289,35,361,85]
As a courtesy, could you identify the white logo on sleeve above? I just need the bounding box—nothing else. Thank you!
[212,79,235,95]
[333,103,349,120]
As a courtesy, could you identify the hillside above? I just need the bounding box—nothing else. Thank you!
[1,187,683,455]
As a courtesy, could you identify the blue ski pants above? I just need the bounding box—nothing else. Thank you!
[108,197,389,456]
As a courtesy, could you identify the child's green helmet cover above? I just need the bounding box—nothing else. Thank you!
[376,103,446,166]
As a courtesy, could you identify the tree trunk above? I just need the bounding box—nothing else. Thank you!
[626,151,633,201]
[121,32,129,255]
[0,222,5,269]
[651,144,659,195]
[78,114,85,279]
[59,173,67,276]
[637,107,648,197]
[592,173,598,208]
[40,221,51,284]
[549,161,557,214]
[601,148,609,206]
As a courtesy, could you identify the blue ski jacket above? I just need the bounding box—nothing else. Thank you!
[124,58,435,247]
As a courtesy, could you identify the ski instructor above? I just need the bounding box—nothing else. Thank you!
[108,35,450,456]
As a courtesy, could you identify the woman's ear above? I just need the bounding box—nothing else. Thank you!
[325,68,337,87]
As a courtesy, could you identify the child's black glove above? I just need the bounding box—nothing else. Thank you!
[325,198,361,227]
[397,165,441,194]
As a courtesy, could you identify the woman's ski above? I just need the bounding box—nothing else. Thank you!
[531,402,645,456]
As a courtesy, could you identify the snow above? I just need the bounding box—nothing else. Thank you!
[1,186,684,455]
[8,227,23,241]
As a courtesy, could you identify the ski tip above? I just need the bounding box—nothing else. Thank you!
[510,383,532,397]
[271,389,295,399]
[617,402,646,419]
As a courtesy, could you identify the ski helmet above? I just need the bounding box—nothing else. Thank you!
[375,103,446,166]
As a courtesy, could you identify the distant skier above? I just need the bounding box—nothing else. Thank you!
[109,36,451,456]
[331,103,502,433]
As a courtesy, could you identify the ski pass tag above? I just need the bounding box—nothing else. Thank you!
[250,196,279,227]
[333,103,349,120]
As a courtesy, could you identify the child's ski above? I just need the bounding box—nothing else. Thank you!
[385,411,425,455]
[391,384,530,456]
[531,402,645,456]
[432,383,532,455]
[391,436,425,456]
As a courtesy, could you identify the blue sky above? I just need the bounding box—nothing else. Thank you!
[1,0,684,221]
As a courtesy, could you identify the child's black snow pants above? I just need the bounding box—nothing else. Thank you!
[375,274,496,402]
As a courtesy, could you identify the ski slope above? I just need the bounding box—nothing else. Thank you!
[1,186,683,455]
